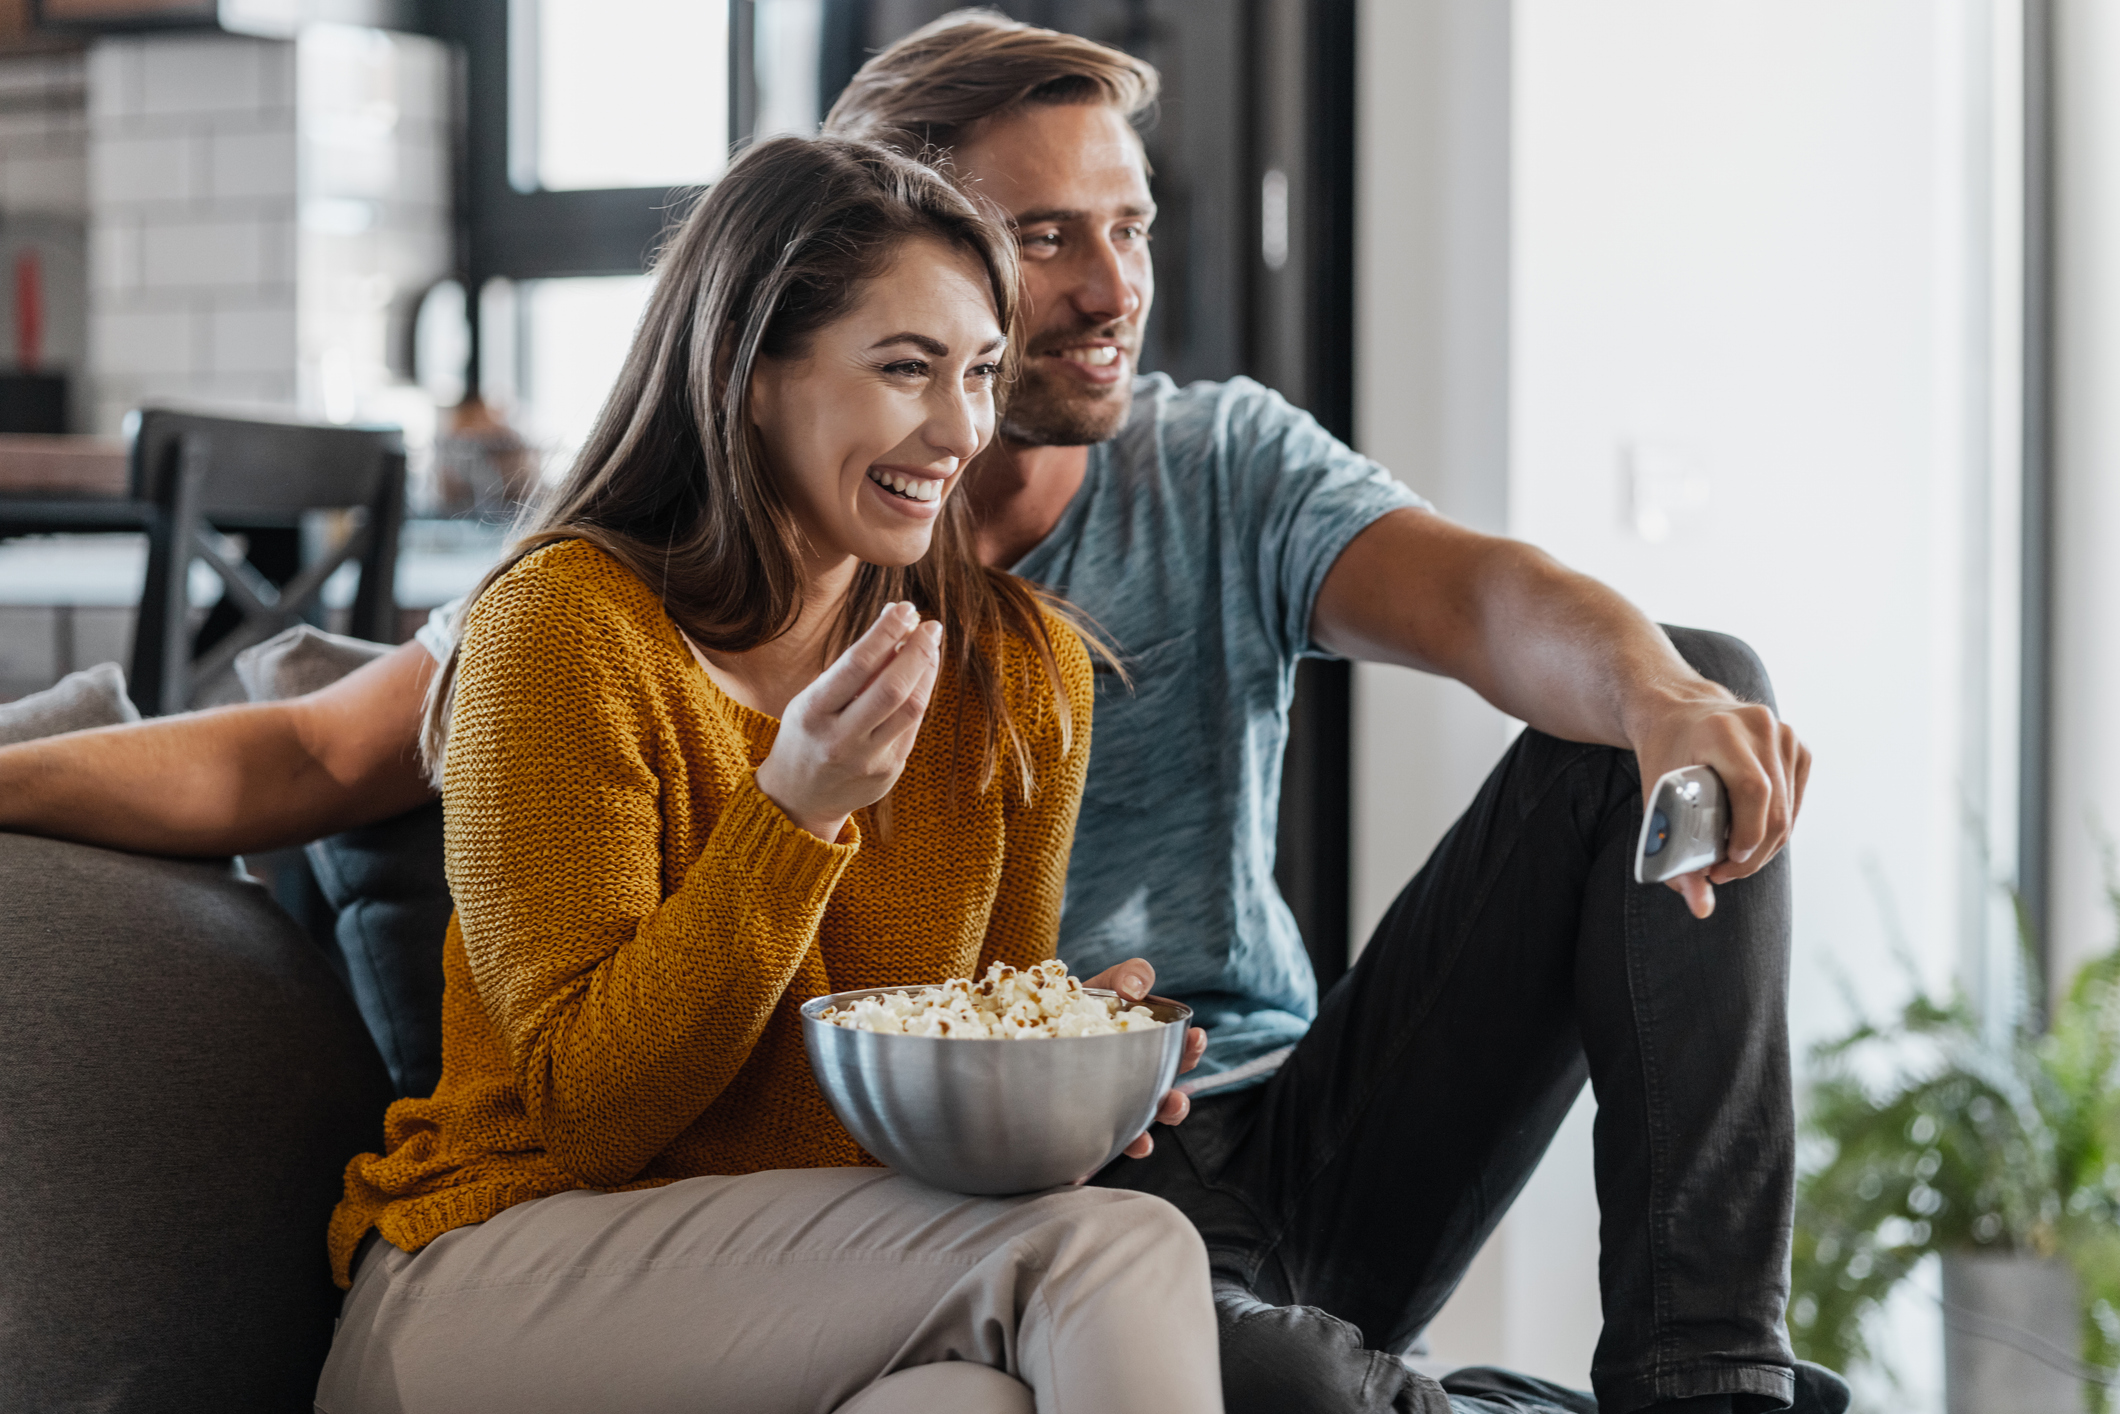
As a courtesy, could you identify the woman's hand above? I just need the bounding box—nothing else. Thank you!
[1086,958,1208,1160]
[755,602,942,841]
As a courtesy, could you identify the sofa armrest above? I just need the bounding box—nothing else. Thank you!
[0,832,392,1412]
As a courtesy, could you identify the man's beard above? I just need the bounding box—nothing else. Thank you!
[1001,326,1140,447]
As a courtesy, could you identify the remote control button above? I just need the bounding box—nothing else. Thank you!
[1644,810,1669,855]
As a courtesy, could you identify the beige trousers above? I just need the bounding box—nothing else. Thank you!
[315,1168,1221,1414]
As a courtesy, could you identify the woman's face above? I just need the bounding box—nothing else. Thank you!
[749,235,1006,571]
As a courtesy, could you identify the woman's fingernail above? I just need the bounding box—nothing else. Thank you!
[1730,844,1755,863]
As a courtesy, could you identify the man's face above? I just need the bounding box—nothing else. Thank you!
[953,103,1156,447]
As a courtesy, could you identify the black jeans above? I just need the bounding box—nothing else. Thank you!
[1093,629,1797,1414]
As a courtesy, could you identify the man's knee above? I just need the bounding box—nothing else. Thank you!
[1661,624,1776,713]
[1213,1282,1442,1413]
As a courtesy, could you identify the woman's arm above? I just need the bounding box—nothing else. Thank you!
[448,557,940,1188]
[0,642,437,855]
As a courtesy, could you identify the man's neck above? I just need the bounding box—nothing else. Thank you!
[969,441,1091,569]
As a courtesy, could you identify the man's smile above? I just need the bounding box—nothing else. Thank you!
[1035,335,1135,386]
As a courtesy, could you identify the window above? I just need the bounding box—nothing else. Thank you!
[508,0,731,193]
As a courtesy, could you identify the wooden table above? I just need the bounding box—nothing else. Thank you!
[0,434,128,499]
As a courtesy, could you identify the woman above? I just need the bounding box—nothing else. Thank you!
[315,138,1219,1414]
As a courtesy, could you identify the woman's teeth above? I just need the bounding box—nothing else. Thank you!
[868,469,942,503]
[1059,346,1120,367]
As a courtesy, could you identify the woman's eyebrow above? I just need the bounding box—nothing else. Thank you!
[869,333,950,357]
[868,333,1008,357]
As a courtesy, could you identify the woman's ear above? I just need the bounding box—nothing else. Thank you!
[709,327,739,417]
[746,354,781,431]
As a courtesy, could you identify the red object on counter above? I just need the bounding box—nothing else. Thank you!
[15,249,42,372]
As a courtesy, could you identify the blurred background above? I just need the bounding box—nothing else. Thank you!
[0,1,2116,1410]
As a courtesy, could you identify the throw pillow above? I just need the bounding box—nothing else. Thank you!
[235,626,452,1098]
[0,660,140,746]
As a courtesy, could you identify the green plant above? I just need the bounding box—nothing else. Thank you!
[1788,903,2120,1410]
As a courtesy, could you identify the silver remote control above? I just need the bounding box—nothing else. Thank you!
[1634,765,1729,885]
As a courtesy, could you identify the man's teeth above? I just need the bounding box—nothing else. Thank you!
[868,469,942,503]
[1058,346,1120,367]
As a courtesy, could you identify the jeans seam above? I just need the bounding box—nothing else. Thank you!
[1255,736,1611,1310]
[1623,851,1678,1393]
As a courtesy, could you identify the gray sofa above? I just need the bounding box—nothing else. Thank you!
[0,645,444,1413]
[0,833,393,1412]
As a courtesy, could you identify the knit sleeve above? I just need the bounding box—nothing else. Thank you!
[443,546,856,1188]
[975,612,1095,975]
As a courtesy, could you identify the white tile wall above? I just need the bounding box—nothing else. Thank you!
[85,29,446,433]
[92,307,191,375]
[138,34,280,118]
[88,34,299,431]
[0,28,454,706]
[0,53,88,223]
[141,218,268,286]
[89,132,194,205]
[88,217,140,294]
[208,302,295,371]
[208,128,296,199]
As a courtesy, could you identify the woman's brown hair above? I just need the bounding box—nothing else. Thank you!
[420,135,1076,801]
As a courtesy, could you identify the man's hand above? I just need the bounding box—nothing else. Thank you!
[1084,957,1207,1159]
[1312,510,1814,922]
[1628,687,1811,919]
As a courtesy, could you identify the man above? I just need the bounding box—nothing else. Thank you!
[0,15,1836,1414]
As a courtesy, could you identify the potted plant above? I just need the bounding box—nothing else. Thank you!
[1788,915,2120,1412]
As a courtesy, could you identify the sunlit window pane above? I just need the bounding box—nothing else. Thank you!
[513,0,729,193]
[516,274,657,474]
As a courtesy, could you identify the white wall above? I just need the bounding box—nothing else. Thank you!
[2049,0,2120,992]
[1356,1,2012,1402]
[1350,0,1514,954]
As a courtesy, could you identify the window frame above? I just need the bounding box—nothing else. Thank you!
[428,0,753,392]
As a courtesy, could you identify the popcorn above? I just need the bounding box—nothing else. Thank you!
[820,960,1167,1039]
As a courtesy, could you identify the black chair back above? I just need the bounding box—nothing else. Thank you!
[129,409,406,716]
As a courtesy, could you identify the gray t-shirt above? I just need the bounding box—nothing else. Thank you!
[419,373,1423,1092]
[1010,374,1423,1089]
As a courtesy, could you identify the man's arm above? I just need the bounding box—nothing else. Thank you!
[0,640,439,857]
[1312,507,1810,917]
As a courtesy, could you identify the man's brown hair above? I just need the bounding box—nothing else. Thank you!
[823,8,1159,156]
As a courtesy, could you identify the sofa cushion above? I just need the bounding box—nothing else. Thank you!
[0,660,140,745]
[236,626,453,1098]
[0,832,394,1413]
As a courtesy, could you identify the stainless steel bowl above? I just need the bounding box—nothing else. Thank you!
[801,985,1194,1194]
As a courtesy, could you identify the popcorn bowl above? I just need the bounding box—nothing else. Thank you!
[801,985,1195,1194]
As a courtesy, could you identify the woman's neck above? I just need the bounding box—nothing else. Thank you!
[689,555,858,720]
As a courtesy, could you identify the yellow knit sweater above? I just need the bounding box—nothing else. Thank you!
[327,539,1093,1286]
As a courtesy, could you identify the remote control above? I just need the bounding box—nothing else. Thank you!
[1634,765,1729,885]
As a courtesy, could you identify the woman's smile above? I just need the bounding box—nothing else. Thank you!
[865,465,949,509]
